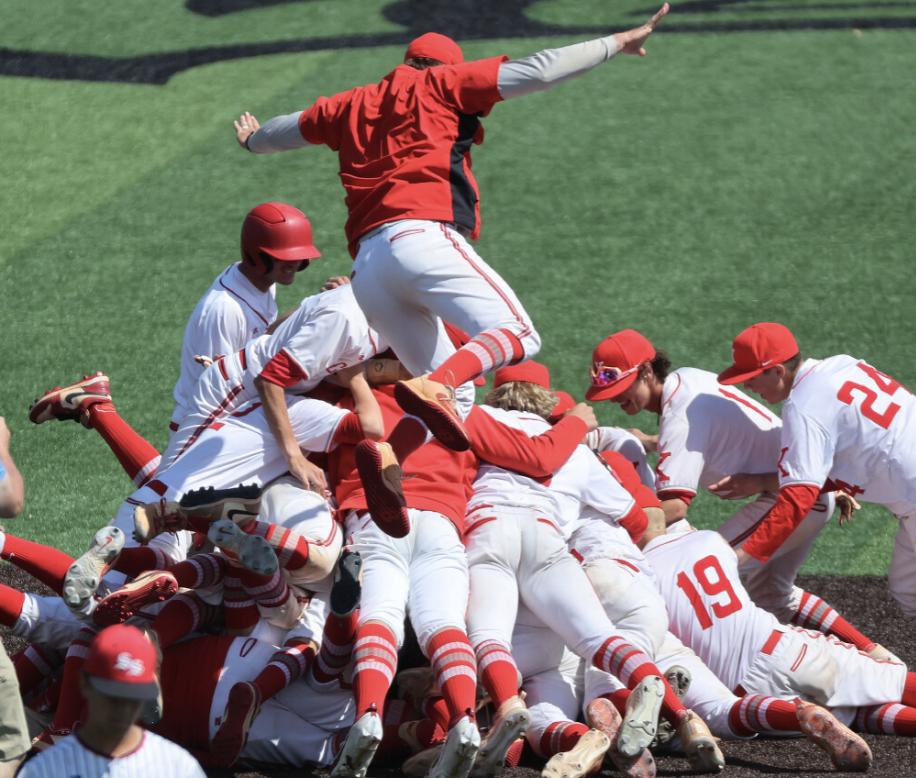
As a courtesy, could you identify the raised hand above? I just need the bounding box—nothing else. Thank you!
[614,3,670,57]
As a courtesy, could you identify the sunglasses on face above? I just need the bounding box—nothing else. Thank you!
[590,362,639,386]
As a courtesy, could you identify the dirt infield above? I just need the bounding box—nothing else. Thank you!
[4,568,914,777]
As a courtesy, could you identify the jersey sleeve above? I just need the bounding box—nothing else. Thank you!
[258,350,309,388]
[287,398,350,453]
[777,401,836,488]
[270,307,353,386]
[466,408,587,477]
[427,56,508,116]
[741,483,821,562]
[579,452,637,521]
[655,413,704,497]
[298,88,355,150]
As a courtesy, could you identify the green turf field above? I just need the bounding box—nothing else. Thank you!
[1,1,914,574]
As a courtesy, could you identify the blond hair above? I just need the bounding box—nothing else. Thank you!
[483,382,558,420]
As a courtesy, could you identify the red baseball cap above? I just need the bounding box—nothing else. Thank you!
[405,33,464,66]
[717,322,799,385]
[548,390,576,423]
[586,330,656,401]
[83,625,160,701]
[493,361,551,389]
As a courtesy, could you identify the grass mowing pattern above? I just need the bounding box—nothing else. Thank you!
[1,3,914,573]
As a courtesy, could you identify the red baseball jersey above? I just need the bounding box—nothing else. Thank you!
[297,58,507,255]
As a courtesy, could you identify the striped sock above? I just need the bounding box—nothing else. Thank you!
[249,521,310,572]
[311,612,358,687]
[167,553,227,588]
[239,567,289,609]
[85,403,161,486]
[112,546,171,578]
[223,571,260,631]
[728,695,800,736]
[534,721,589,758]
[253,639,316,701]
[430,328,525,386]
[592,636,686,723]
[427,628,478,725]
[791,590,874,651]
[152,592,219,649]
[352,622,399,717]
[855,704,916,735]
[475,639,520,707]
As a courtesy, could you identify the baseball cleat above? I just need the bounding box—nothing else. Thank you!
[331,709,384,778]
[62,526,125,613]
[471,696,530,777]
[795,699,872,772]
[540,729,610,778]
[676,710,725,773]
[211,680,262,767]
[133,499,185,543]
[586,697,655,778]
[617,675,664,758]
[92,570,179,627]
[330,549,362,617]
[652,665,691,748]
[178,483,261,525]
[208,519,278,576]
[28,372,111,426]
[428,713,481,778]
[394,375,471,452]
[354,440,410,538]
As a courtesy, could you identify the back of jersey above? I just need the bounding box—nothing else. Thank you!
[644,530,778,692]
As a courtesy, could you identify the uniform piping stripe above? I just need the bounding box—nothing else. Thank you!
[438,224,532,340]
[219,277,270,327]
[790,644,808,671]
[177,384,245,458]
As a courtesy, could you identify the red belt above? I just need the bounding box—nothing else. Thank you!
[734,629,784,696]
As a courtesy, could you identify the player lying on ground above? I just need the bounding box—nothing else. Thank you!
[716,321,916,620]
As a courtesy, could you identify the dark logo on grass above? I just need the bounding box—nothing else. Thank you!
[2,0,914,85]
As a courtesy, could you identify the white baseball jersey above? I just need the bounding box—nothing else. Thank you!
[779,356,916,515]
[162,283,383,466]
[655,368,781,498]
[644,530,777,693]
[19,729,205,778]
[172,262,277,425]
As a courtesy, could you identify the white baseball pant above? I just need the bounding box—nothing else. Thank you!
[889,513,916,618]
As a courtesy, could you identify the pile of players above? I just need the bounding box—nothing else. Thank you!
[6,6,916,777]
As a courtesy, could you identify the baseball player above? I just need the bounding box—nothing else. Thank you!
[464,367,723,773]
[717,322,916,618]
[232,7,671,524]
[584,328,887,659]
[27,202,319,488]
[645,527,916,768]
[19,625,205,778]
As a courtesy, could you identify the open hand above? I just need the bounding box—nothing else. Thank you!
[614,3,670,56]
[234,111,261,148]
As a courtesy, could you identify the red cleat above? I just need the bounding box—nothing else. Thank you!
[354,440,410,538]
[29,372,111,426]
[93,570,179,627]
[394,375,470,452]
[211,681,262,766]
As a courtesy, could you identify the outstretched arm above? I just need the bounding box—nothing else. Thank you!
[235,110,314,154]
[497,3,669,99]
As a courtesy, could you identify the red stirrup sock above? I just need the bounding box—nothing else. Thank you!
[791,591,876,651]
[536,721,589,758]
[352,621,398,718]
[430,328,525,387]
[50,627,96,732]
[599,689,631,716]
[728,695,803,736]
[0,583,26,627]
[475,638,521,707]
[112,546,170,578]
[249,521,310,572]
[311,610,358,686]
[386,415,429,462]
[426,628,477,725]
[253,638,317,701]
[13,643,63,694]
[0,532,73,594]
[85,402,161,486]
[152,593,218,649]
[855,703,916,735]
[167,553,227,588]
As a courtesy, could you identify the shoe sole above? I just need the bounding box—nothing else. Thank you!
[472,708,530,777]
[354,441,409,538]
[587,699,656,778]
[212,682,260,766]
[93,572,179,627]
[800,706,872,772]
[179,483,262,524]
[62,526,125,610]
[208,519,278,575]
[330,723,383,778]
[330,550,362,617]
[430,727,480,778]
[29,374,111,424]
[618,677,664,758]
[394,380,471,452]
[541,730,610,778]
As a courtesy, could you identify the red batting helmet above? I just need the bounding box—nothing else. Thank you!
[241,202,321,272]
